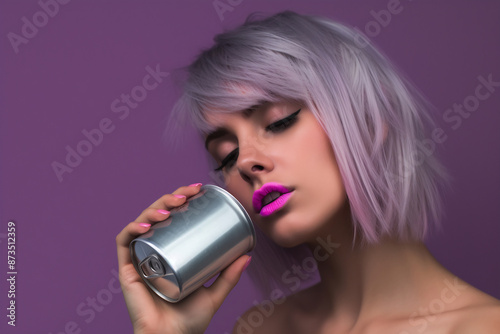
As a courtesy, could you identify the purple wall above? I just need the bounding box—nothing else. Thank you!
[1,1,499,333]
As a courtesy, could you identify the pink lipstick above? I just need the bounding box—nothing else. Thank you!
[252,182,294,216]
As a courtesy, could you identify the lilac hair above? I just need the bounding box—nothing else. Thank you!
[166,11,452,296]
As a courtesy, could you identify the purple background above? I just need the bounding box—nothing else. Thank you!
[1,1,499,333]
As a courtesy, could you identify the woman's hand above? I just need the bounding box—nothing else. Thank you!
[116,184,251,334]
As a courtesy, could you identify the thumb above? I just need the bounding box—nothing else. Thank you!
[205,255,252,309]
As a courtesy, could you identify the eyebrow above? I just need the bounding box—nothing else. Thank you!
[204,105,261,150]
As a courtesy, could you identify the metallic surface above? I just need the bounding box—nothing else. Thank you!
[130,185,256,303]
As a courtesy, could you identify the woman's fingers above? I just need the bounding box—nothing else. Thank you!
[148,193,188,211]
[116,183,232,334]
[117,184,203,277]
[116,221,153,269]
[149,184,203,210]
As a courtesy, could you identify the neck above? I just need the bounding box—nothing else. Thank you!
[303,206,452,328]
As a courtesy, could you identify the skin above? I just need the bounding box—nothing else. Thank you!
[202,101,500,333]
[205,101,347,248]
[116,185,251,334]
[117,100,500,333]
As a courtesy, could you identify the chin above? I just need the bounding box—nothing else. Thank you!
[256,214,314,248]
[271,236,304,248]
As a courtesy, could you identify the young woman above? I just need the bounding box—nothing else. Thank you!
[116,11,500,333]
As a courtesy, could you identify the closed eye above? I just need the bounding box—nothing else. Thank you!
[214,148,238,172]
[265,109,301,133]
[214,109,302,172]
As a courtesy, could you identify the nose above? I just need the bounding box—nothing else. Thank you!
[236,140,273,184]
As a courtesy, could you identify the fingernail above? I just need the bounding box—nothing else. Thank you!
[174,194,186,199]
[189,183,202,187]
[157,209,170,215]
[242,256,252,271]
[139,223,151,228]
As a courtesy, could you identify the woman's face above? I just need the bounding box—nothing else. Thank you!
[204,101,349,247]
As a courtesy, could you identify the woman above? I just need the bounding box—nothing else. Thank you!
[116,11,500,333]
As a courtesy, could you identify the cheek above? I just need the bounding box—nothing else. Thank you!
[290,122,341,181]
[291,126,347,219]
[225,179,254,214]
[308,136,346,203]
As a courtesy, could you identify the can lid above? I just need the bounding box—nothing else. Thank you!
[130,240,181,302]
[139,254,167,278]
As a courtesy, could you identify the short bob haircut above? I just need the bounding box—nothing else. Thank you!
[168,11,452,296]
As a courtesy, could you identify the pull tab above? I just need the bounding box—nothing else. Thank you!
[139,254,166,278]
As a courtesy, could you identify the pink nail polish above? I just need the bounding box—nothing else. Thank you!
[139,223,151,228]
[242,256,252,271]
[189,183,202,187]
[174,194,186,199]
[157,209,170,215]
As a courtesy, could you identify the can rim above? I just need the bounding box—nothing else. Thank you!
[129,239,183,303]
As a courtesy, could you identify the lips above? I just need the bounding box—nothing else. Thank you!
[252,182,294,216]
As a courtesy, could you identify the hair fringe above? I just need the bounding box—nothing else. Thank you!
[166,10,453,297]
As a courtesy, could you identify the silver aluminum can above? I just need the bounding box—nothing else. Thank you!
[130,184,256,303]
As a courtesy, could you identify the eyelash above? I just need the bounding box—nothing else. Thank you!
[214,109,301,172]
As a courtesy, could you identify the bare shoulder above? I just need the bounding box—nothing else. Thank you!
[367,285,500,334]
[428,278,500,334]
[451,296,500,333]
